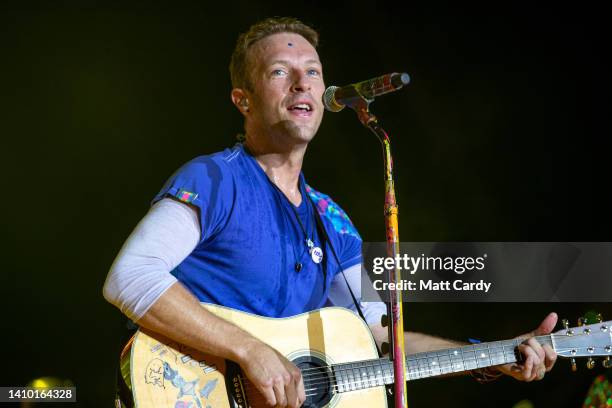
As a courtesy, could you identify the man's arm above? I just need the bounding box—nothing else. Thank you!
[369,312,558,382]
[103,198,305,407]
[138,282,305,407]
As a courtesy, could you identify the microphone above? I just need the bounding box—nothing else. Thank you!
[323,72,410,112]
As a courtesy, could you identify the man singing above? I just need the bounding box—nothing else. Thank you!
[103,17,557,407]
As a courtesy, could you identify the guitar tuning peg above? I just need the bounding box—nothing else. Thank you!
[380,314,389,328]
[562,319,569,330]
[586,358,596,369]
[381,342,389,355]
[603,357,612,369]
[596,313,603,323]
[578,317,587,327]
[570,358,577,372]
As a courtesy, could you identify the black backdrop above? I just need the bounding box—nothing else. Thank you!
[1,2,610,407]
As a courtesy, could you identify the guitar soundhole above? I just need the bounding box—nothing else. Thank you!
[292,355,333,408]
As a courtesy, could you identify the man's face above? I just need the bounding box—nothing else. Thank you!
[243,32,325,144]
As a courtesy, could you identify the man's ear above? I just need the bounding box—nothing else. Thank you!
[231,88,249,115]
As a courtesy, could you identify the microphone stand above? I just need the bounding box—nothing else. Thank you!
[347,97,408,408]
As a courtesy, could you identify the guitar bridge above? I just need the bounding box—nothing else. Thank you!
[225,361,249,408]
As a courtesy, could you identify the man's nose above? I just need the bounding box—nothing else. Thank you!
[290,71,311,92]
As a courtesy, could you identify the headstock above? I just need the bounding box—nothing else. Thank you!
[554,314,612,371]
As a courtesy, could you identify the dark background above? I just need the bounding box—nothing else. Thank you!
[1,2,610,407]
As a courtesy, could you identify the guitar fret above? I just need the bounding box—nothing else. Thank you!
[473,344,489,368]
[488,341,506,365]
[366,362,376,387]
[352,364,359,390]
[418,355,429,378]
[437,350,452,374]
[364,363,373,388]
[384,360,394,384]
[359,363,366,388]
[346,363,355,391]
[449,347,465,372]
[354,363,363,390]
[461,346,477,371]
[426,353,435,377]
[407,357,418,380]
[334,365,345,393]
[345,362,357,390]
[375,360,385,386]
[372,363,380,387]
[360,364,368,388]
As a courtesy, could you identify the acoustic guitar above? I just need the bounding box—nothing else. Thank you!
[122,304,612,407]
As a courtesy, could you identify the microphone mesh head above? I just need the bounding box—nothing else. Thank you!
[323,86,344,112]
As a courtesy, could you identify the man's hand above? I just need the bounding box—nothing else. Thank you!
[496,312,558,382]
[238,339,305,407]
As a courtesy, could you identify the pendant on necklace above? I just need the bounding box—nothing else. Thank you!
[306,239,323,264]
[310,246,323,264]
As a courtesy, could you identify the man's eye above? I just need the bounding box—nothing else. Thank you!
[307,69,320,76]
[271,69,286,77]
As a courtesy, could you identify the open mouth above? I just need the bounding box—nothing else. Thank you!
[287,102,313,113]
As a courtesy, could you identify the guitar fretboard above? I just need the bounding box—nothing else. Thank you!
[330,335,553,392]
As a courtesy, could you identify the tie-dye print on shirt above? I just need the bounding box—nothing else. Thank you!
[306,184,361,241]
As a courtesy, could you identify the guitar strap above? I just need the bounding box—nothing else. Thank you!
[308,195,383,356]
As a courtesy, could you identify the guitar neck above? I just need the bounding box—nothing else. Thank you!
[331,335,552,392]
[404,335,552,380]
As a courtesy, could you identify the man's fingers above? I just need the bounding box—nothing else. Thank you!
[261,384,277,407]
[531,312,558,336]
[519,344,540,380]
[496,314,559,383]
[292,367,305,407]
[526,338,545,364]
[543,344,557,371]
[285,376,298,408]
[241,343,305,407]
[297,374,306,407]
[535,366,546,381]
[273,379,287,407]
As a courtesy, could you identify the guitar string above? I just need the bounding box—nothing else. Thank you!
[299,342,603,390]
[242,340,580,395]
[249,355,501,400]
[280,338,522,378]
[297,344,606,395]
[243,345,604,396]
[302,349,516,393]
[258,330,596,378]
[223,318,609,400]
[240,341,520,395]
[222,331,608,400]
[299,345,599,398]
[233,329,603,389]
[294,329,603,379]
[301,343,516,387]
[245,344,605,402]
[239,339,607,397]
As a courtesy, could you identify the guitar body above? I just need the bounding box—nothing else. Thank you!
[129,304,387,408]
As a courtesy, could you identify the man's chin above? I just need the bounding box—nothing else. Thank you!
[273,120,318,143]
